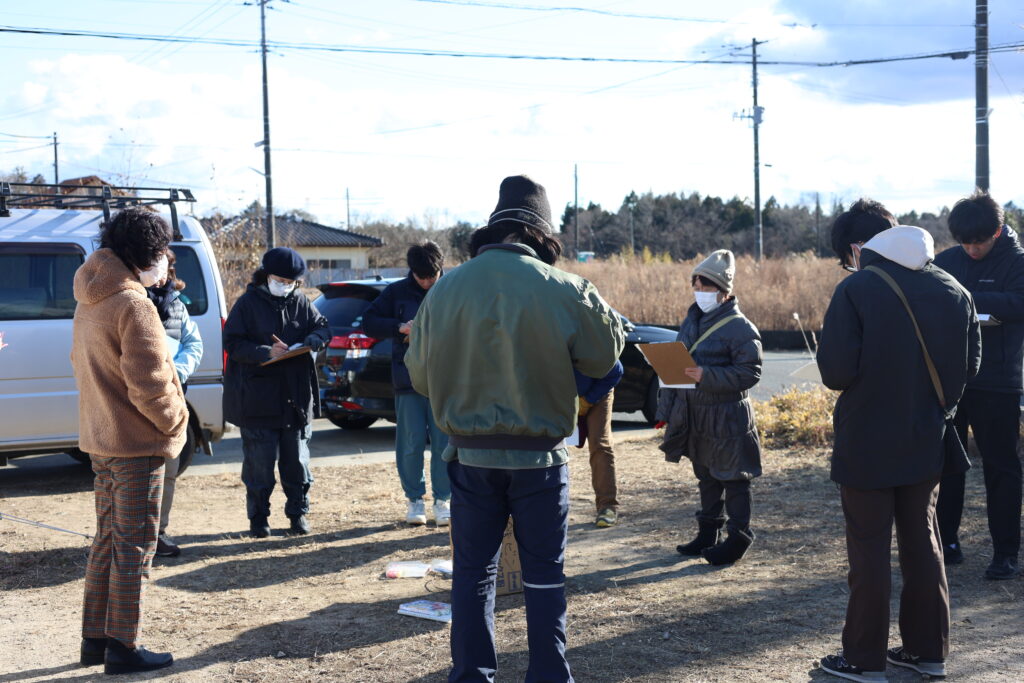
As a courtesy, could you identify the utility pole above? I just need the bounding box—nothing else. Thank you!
[346,187,351,228]
[259,0,276,248]
[814,191,822,255]
[975,0,989,192]
[574,164,579,259]
[752,38,764,261]
[52,132,59,185]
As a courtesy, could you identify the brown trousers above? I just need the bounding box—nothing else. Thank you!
[83,455,164,648]
[586,391,618,510]
[840,476,949,670]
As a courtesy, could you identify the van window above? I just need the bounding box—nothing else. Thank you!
[0,243,84,320]
[170,245,208,316]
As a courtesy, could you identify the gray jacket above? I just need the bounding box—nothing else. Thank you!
[656,298,763,480]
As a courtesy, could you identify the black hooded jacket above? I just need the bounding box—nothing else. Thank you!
[934,226,1024,394]
[818,235,981,490]
[223,283,330,429]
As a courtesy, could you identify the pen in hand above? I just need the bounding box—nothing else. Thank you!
[270,334,289,359]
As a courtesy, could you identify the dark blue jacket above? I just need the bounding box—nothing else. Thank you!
[574,361,623,404]
[934,226,1024,394]
[361,273,431,393]
[223,283,330,429]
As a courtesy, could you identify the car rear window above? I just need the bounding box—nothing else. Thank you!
[170,245,208,316]
[314,295,374,329]
[0,243,84,320]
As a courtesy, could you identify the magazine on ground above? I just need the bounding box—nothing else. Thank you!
[397,600,452,623]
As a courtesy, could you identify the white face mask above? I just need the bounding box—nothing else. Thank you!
[268,278,296,298]
[694,290,721,313]
[138,254,168,288]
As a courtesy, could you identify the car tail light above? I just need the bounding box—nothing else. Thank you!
[221,317,227,375]
[328,333,379,350]
[340,401,364,411]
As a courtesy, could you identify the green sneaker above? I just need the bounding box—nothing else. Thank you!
[595,508,617,528]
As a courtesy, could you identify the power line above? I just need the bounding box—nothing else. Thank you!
[1,24,1019,67]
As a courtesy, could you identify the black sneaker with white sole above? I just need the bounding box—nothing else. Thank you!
[886,646,946,678]
[819,653,888,682]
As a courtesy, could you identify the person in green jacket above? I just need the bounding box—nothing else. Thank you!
[406,175,624,683]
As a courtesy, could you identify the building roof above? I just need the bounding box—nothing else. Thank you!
[207,214,383,249]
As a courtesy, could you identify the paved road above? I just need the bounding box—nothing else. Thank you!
[1,351,818,480]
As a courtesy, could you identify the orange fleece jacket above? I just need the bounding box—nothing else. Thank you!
[71,248,188,458]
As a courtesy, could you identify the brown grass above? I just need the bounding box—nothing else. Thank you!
[563,252,844,330]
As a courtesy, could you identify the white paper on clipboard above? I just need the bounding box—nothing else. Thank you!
[658,378,696,390]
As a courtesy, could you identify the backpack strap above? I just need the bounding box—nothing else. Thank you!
[688,315,741,355]
[864,265,947,412]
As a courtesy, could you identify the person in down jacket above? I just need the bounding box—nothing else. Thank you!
[656,249,762,566]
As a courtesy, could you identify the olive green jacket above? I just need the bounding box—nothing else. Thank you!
[405,244,625,468]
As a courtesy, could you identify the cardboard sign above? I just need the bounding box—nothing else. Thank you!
[637,342,697,388]
[450,517,522,596]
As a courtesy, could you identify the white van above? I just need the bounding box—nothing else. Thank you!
[0,184,227,469]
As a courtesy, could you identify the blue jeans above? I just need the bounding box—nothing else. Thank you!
[241,425,313,519]
[447,461,573,683]
[395,392,450,501]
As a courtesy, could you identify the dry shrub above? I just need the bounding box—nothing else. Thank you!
[754,385,837,448]
[563,252,844,330]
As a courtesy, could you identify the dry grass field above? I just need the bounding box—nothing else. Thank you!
[565,253,844,330]
[2,432,1020,682]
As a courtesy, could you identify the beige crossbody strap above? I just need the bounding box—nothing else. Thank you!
[864,265,947,410]
[689,315,741,355]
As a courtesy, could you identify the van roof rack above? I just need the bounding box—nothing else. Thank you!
[0,182,196,237]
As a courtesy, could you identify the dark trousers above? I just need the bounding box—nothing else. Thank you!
[586,391,618,511]
[83,456,164,649]
[937,388,1022,559]
[447,461,573,683]
[241,425,313,519]
[840,477,949,671]
[692,462,751,533]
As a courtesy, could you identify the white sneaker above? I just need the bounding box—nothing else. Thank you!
[433,499,451,527]
[406,499,427,525]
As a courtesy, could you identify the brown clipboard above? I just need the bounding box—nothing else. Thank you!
[260,345,312,366]
[636,342,697,387]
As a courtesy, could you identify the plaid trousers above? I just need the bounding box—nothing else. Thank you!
[82,455,165,648]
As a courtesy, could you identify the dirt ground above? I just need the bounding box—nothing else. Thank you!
[1,434,1021,682]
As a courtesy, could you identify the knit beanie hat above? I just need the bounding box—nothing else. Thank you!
[692,249,736,294]
[262,246,307,280]
[488,175,553,233]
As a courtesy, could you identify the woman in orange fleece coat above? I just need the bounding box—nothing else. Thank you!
[71,208,188,675]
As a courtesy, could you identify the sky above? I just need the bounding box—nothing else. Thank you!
[1,0,1022,230]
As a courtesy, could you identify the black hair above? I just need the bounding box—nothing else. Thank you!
[690,274,725,292]
[830,198,897,264]
[98,207,172,272]
[468,221,562,265]
[949,191,1003,244]
[407,241,444,278]
[165,248,186,291]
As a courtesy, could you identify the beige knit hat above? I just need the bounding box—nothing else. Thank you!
[692,249,736,294]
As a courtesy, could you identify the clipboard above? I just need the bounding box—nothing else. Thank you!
[261,345,312,366]
[637,342,697,389]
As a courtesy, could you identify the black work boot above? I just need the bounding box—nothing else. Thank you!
[287,514,310,535]
[250,515,271,538]
[80,637,106,666]
[104,638,173,675]
[701,528,755,566]
[676,519,724,557]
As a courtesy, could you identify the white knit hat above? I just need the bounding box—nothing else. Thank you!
[692,249,736,294]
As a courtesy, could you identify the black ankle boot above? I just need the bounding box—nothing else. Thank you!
[676,519,723,556]
[288,514,310,535]
[104,638,173,675]
[701,528,755,566]
[80,637,106,666]
[250,515,271,538]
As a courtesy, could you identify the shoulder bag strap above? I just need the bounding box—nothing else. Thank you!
[864,265,947,411]
[688,314,741,355]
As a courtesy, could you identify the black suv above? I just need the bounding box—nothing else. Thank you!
[312,278,675,429]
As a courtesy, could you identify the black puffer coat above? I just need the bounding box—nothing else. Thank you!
[223,283,330,430]
[656,298,763,480]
